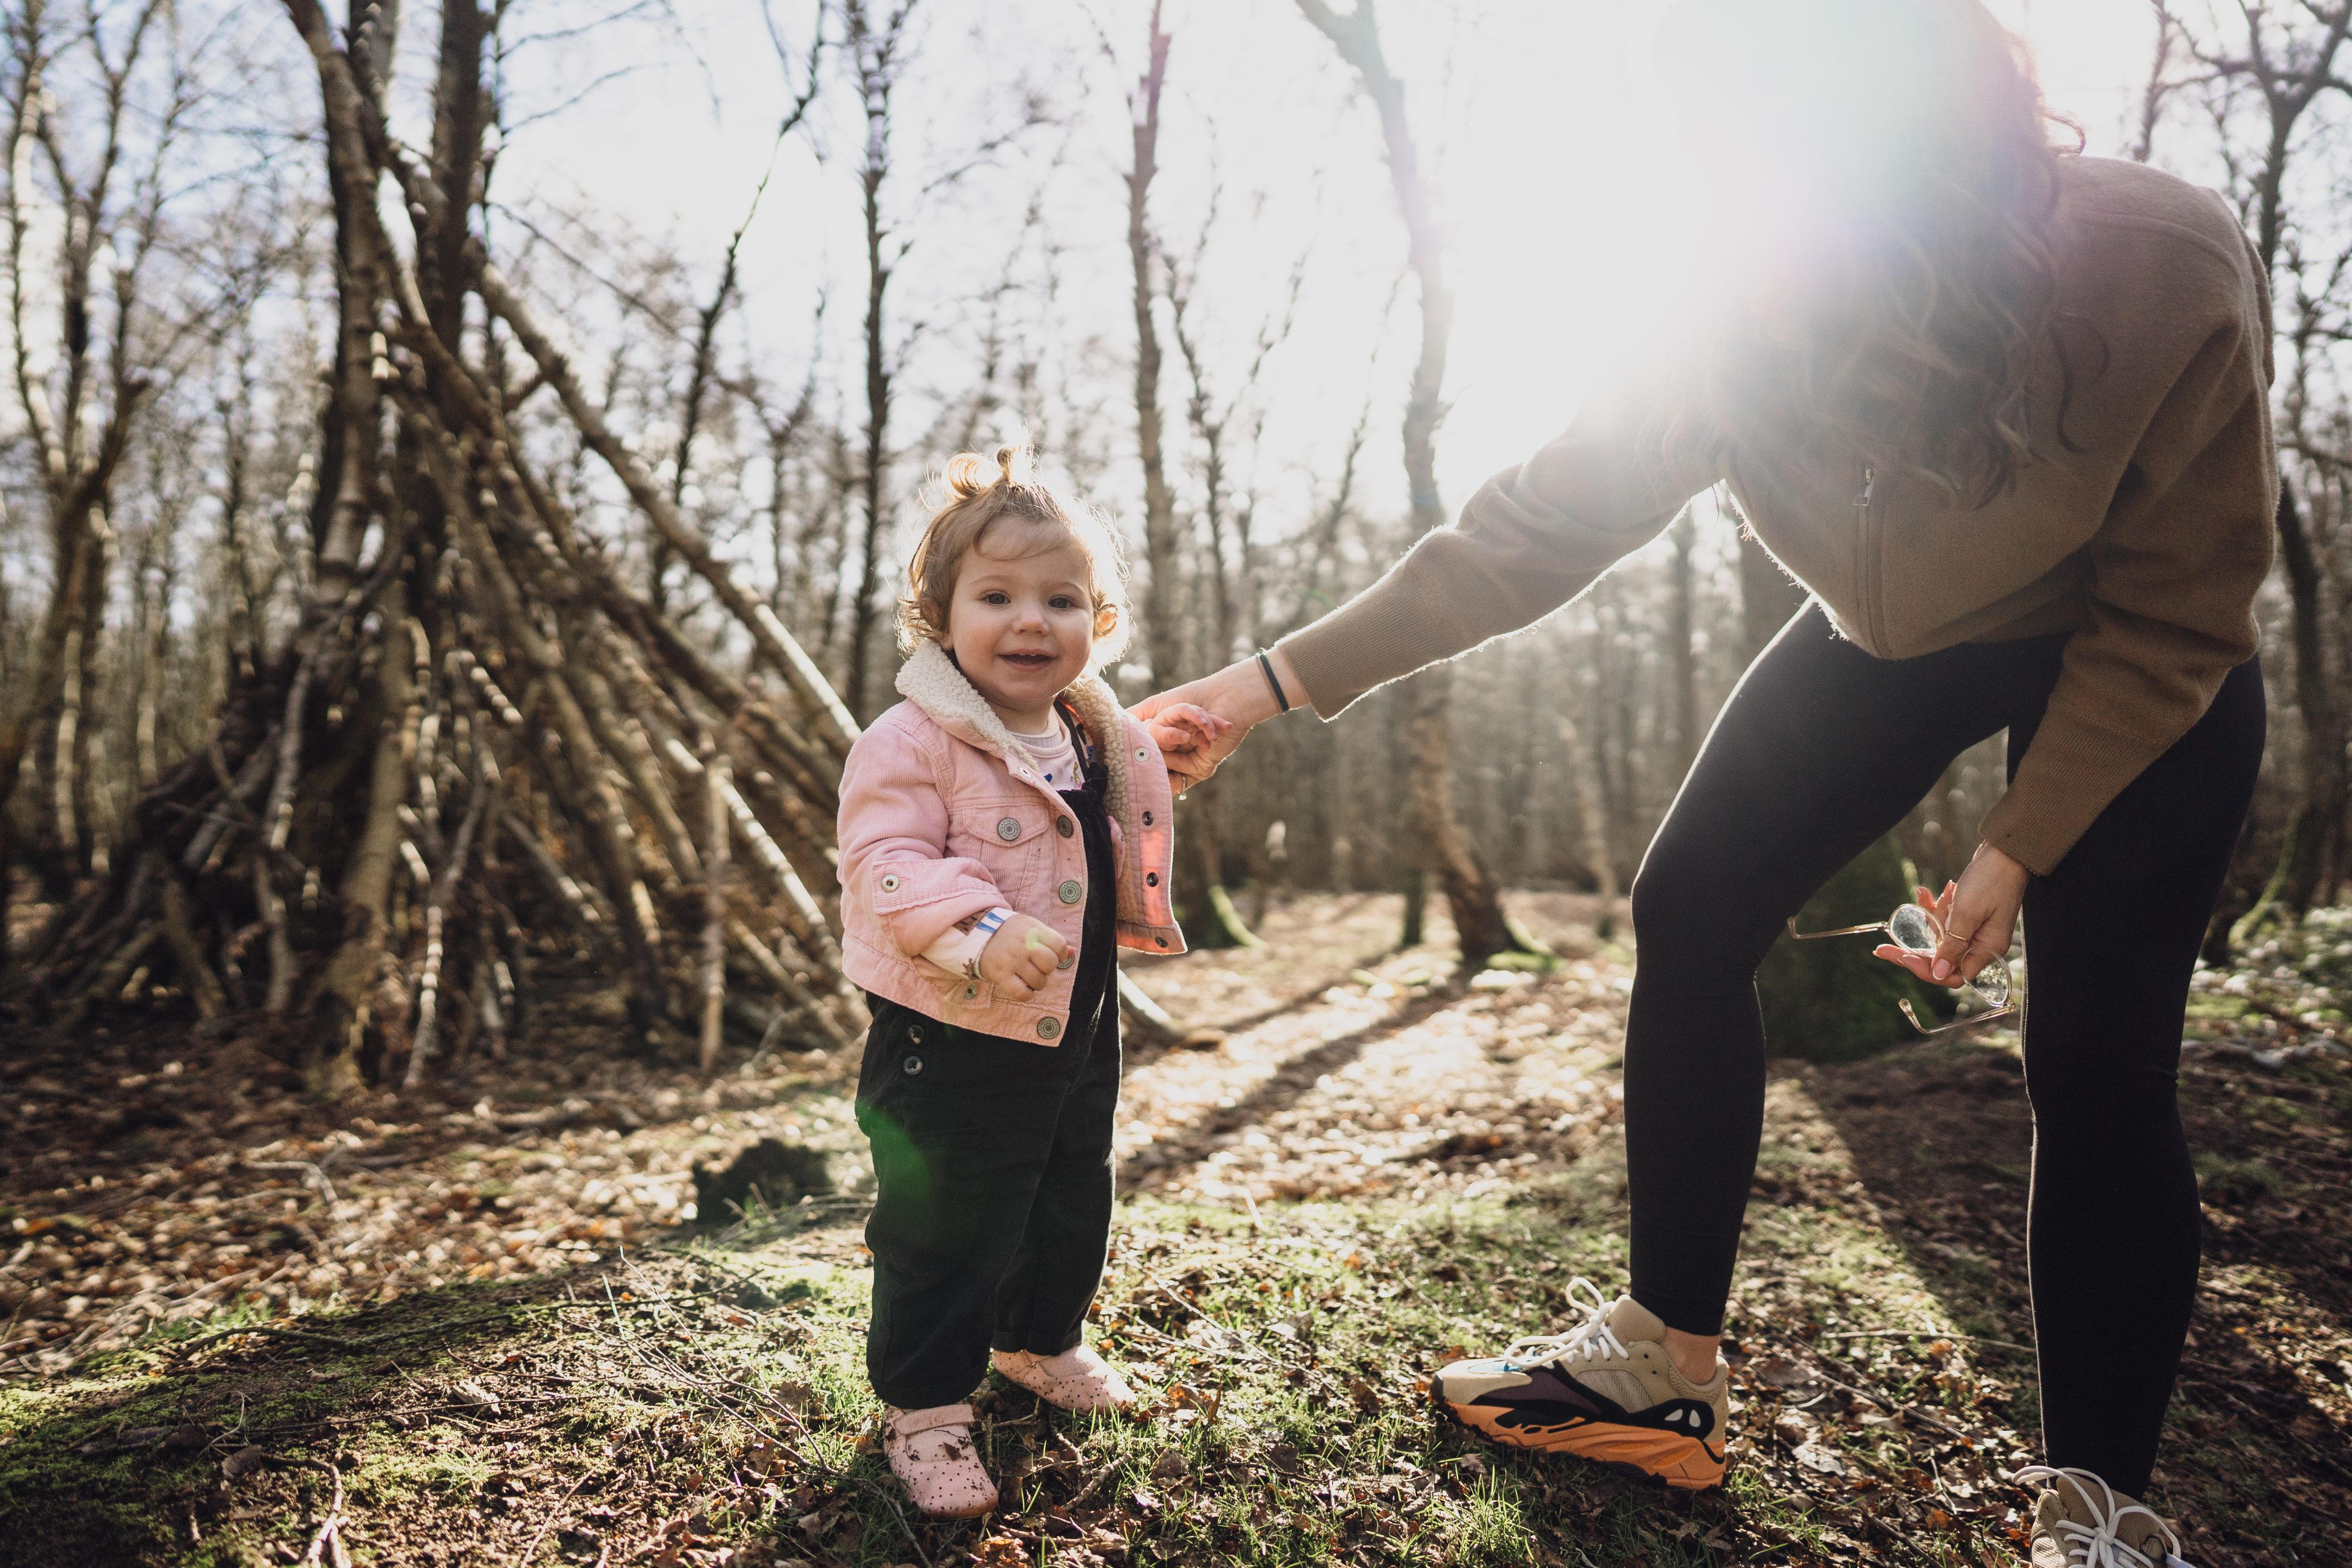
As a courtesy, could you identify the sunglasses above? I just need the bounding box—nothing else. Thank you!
[1785,901,2017,1037]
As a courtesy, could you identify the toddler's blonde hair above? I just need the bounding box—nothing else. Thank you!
[896,446,1132,664]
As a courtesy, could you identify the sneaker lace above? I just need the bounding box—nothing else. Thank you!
[1499,1278,1627,1371]
[2015,1465,2187,1568]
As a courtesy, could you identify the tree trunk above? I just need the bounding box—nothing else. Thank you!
[1129,1,1178,689]
[2269,484,2345,913]
[307,583,415,1097]
[1296,0,1523,966]
[842,1,913,723]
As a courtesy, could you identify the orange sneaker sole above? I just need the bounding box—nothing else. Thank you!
[1442,1398,1726,1490]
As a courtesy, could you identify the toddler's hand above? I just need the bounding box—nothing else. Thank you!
[1141,702,1231,765]
[981,914,1071,996]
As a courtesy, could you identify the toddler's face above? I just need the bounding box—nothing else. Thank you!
[945,525,1098,721]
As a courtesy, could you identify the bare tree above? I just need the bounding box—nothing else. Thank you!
[1293,0,1533,966]
[841,0,920,721]
[0,0,190,910]
[2146,2,2352,917]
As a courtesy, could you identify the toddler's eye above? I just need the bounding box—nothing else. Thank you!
[1049,596,1080,610]
[982,591,1011,605]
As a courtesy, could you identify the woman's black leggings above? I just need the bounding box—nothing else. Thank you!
[1624,603,2264,1496]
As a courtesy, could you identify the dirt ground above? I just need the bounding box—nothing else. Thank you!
[3,892,2348,1566]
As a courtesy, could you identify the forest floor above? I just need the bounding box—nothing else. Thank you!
[3,892,2350,1567]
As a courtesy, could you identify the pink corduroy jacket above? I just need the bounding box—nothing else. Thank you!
[836,642,1185,1044]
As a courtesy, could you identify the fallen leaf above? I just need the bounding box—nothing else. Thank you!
[1792,1441,1847,1477]
[1750,1356,1816,1390]
[221,1445,266,1480]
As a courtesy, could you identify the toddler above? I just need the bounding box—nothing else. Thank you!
[835,446,1221,1516]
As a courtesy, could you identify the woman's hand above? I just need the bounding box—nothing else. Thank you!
[1132,647,1304,791]
[1140,703,1232,769]
[981,914,1070,997]
[1871,842,2028,988]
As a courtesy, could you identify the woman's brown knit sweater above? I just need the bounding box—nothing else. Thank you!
[1277,156,2277,876]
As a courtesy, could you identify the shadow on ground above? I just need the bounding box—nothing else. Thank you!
[1798,1037,2352,1563]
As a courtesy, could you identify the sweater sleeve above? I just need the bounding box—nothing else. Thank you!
[1276,369,1716,717]
[1979,244,2276,876]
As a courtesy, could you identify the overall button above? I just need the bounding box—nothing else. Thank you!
[1036,1017,1061,1040]
[903,1054,925,1076]
[1056,816,1074,838]
[1055,951,1075,971]
[1142,811,1153,826]
[1058,880,1084,904]
[910,1025,924,1043]
[997,818,1021,842]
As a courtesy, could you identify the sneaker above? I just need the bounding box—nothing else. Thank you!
[1430,1279,1729,1489]
[882,1403,997,1518]
[991,1343,1136,1412]
[2017,1466,2191,1567]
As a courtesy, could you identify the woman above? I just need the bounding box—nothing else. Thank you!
[1142,2,2269,1560]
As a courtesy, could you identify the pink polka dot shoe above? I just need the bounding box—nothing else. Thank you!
[881,1403,997,1518]
[990,1344,1137,1412]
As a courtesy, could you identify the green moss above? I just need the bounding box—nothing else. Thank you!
[1757,834,1959,1063]
[2196,1152,2286,1205]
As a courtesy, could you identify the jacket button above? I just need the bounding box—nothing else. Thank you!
[880,874,900,892]
[998,818,1023,841]
[910,1025,924,1043]
[903,1054,925,1076]
[1155,936,1168,948]
[1135,748,1148,761]
[1142,811,1153,826]
[1056,951,1075,971]
[1057,816,1074,837]
[1058,880,1083,904]
[1037,1017,1060,1040]
[1145,872,1159,887]
[962,984,979,1001]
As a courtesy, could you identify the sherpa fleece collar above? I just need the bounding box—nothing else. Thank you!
[894,642,1135,824]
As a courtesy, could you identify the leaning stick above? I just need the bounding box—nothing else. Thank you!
[158,874,228,1021]
[181,723,280,874]
[725,916,854,1051]
[405,757,491,1088]
[662,735,842,979]
[699,740,731,1075]
[500,804,608,940]
[465,253,859,758]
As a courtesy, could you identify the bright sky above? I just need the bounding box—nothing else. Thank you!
[477,0,2164,551]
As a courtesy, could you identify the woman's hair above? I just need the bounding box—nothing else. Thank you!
[1657,0,2090,506]
[896,446,1132,663]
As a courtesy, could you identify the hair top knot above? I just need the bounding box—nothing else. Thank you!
[897,447,1133,665]
[943,444,1036,502]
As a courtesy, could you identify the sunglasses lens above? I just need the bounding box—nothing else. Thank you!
[1970,963,2011,1007]
[1887,903,1937,953]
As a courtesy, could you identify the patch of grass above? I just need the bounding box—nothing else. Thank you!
[2196,1152,2287,1205]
